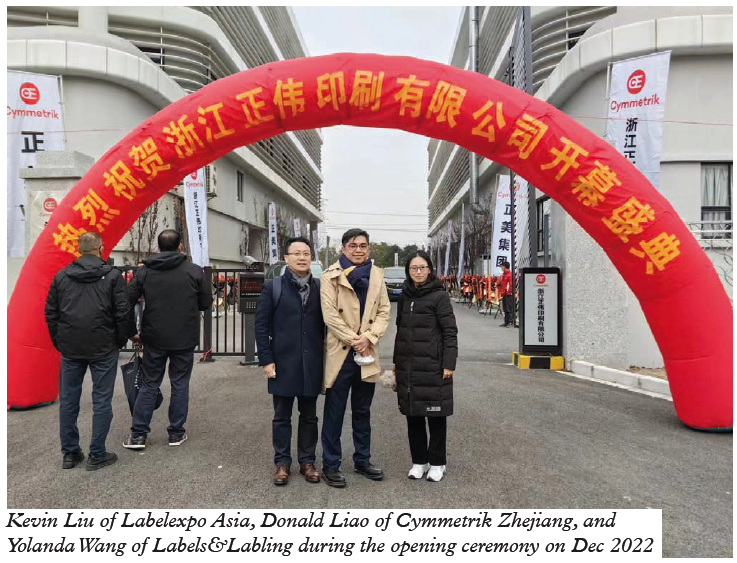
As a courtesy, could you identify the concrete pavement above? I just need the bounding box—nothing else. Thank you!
[6,301,732,557]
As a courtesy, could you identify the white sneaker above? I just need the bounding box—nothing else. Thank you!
[408,463,430,479]
[426,465,446,482]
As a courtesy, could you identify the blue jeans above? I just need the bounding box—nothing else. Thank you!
[131,345,194,439]
[272,395,318,466]
[59,350,119,457]
[321,359,376,471]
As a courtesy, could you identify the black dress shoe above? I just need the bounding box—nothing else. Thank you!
[86,451,118,471]
[62,450,84,469]
[321,468,346,488]
[354,463,384,480]
[499,323,511,327]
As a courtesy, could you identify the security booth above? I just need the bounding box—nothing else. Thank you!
[517,267,563,368]
[239,265,265,365]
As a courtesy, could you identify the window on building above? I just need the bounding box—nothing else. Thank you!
[138,44,165,67]
[567,29,585,50]
[237,171,244,203]
[536,196,552,254]
[701,163,732,239]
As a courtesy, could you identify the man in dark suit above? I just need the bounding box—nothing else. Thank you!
[255,236,325,486]
[123,229,213,450]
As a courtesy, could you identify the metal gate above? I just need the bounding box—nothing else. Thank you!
[203,267,254,358]
[123,267,259,359]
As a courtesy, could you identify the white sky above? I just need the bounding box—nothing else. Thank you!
[292,6,464,247]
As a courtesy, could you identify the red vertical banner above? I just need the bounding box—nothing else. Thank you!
[7,54,731,430]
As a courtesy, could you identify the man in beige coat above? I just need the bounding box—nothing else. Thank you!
[320,228,391,488]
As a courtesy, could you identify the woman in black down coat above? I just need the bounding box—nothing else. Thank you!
[393,250,458,482]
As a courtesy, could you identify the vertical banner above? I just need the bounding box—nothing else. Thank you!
[7,71,65,257]
[268,202,279,264]
[311,229,318,260]
[491,176,513,274]
[513,176,530,272]
[436,242,441,277]
[183,168,209,267]
[444,220,452,277]
[458,203,465,277]
[493,175,529,275]
[606,51,671,191]
[293,218,301,237]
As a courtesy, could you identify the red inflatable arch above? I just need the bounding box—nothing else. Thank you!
[8,53,732,430]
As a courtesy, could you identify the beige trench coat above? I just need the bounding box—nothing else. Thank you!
[321,260,391,390]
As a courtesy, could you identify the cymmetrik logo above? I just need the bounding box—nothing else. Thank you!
[20,82,40,105]
[610,68,661,113]
[626,69,646,94]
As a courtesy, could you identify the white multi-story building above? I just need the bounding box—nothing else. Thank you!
[428,6,732,369]
[7,6,323,274]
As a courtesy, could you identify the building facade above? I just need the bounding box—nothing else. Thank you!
[7,6,322,276]
[428,6,733,369]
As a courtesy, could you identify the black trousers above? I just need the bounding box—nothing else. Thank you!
[503,295,514,325]
[131,345,194,439]
[272,394,318,466]
[407,416,447,466]
[321,359,376,471]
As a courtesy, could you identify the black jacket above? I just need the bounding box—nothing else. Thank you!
[45,255,134,359]
[127,252,213,350]
[254,269,325,397]
[393,278,458,417]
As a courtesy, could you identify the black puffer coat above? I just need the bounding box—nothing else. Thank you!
[393,278,458,417]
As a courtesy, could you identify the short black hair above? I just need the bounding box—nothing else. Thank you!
[404,250,436,281]
[158,229,181,252]
[341,228,369,246]
[502,261,510,269]
[283,236,311,256]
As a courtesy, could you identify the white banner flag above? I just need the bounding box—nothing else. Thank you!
[458,203,465,277]
[606,51,671,191]
[444,220,452,277]
[512,176,530,270]
[293,218,301,237]
[268,202,279,265]
[7,71,65,257]
[183,169,209,267]
[491,176,519,275]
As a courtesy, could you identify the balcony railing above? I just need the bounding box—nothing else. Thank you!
[687,221,733,247]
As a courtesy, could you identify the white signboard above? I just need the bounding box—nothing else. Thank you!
[183,168,209,267]
[523,271,559,347]
[28,191,66,248]
[293,218,301,238]
[606,51,671,191]
[268,202,279,264]
[7,71,65,257]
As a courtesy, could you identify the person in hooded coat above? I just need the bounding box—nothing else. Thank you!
[45,231,135,471]
[393,250,458,482]
[123,229,213,450]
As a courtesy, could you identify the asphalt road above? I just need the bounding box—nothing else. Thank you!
[7,301,732,557]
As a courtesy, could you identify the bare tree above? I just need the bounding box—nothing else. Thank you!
[128,199,169,264]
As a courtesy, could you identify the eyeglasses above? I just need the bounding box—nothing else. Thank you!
[287,252,311,259]
[409,266,429,273]
[346,244,369,251]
